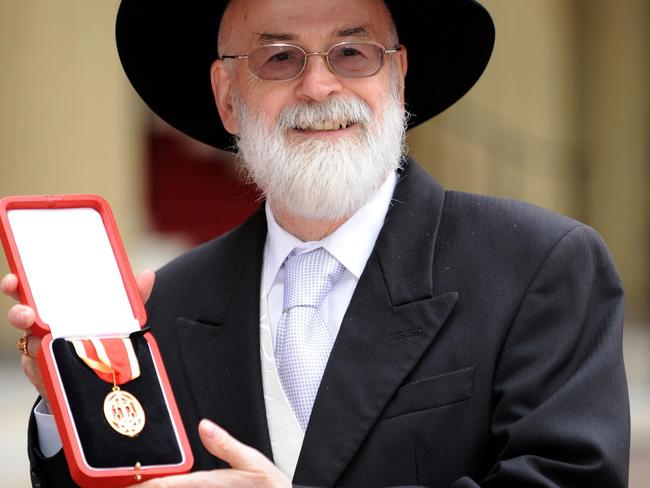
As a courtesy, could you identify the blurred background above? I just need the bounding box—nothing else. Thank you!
[0,0,648,485]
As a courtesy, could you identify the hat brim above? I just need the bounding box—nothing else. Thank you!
[116,0,495,150]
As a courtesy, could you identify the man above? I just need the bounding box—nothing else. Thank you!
[3,0,630,486]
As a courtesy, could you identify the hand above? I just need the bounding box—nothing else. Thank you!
[131,419,291,488]
[2,270,156,404]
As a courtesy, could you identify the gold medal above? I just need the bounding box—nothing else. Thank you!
[71,337,146,438]
[103,386,146,437]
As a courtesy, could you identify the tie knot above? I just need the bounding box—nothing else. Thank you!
[283,247,345,310]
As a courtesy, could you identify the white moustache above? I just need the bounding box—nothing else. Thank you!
[277,97,373,132]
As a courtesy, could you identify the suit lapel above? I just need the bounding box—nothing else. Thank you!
[294,161,458,485]
[173,210,274,462]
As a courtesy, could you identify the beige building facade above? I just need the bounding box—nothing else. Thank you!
[0,1,647,326]
[0,1,648,486]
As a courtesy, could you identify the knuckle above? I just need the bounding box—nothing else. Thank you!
[1,274,15,292]
[8,305,32,327]
[8,305,19,322]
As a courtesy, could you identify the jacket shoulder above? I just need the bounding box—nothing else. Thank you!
[442,190,582,242]
[154,209,266,287]
[145,209,266,325]
[434,190,617,295]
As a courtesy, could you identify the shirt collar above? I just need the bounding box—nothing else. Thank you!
[263,171,397,295]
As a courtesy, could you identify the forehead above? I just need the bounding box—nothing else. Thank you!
[224,0,393,46]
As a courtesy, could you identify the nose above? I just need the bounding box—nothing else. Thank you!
[294,53,343,102]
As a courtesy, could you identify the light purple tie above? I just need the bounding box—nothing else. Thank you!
[275,247,345,431]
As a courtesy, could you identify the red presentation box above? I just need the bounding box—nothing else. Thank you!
[0,195,193,487]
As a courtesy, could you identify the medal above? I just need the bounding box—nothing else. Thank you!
[103,386,146,437]
[71,337,146,437]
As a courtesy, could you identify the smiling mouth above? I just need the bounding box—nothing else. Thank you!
[294,120,355,131]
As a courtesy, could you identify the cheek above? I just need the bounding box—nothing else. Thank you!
[358,90,391,120]
[249,88,296,125]
[348,72,395,106]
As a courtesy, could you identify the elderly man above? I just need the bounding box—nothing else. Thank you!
[3,0,629,486]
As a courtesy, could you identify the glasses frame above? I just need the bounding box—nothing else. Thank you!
[220,41,401,81]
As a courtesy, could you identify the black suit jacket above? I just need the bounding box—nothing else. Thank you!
[29,160,629,487]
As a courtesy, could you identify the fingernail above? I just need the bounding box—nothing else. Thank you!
[201,419,220,439]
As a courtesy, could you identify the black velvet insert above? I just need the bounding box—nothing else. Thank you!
[52,332,182,468]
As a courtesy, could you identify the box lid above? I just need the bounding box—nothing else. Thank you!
[0,195,146,338]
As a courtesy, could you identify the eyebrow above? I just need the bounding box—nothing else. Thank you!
[254,25,371,46]
[335,26,371,38]
[255,32,296,45]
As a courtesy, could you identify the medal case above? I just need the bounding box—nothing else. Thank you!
[0,195,193,487]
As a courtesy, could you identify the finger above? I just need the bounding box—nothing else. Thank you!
[198,419,275,472]
[1,273,19,301]
[22,355,47,401]
[136,270,155,303]
[8,304,35,331]
[25,334,41,358]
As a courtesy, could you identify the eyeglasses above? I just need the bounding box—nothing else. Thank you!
[220,41,401,81]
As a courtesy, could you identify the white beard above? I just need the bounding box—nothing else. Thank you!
[233,82,407,220]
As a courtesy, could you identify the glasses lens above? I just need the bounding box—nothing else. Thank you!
[248,45,305,80]
[328,42,384,78]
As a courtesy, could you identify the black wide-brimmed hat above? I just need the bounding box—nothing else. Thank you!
[116,0,495,149]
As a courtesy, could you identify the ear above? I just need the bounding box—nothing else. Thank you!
[210,59,239,135]
[395,44,408,105]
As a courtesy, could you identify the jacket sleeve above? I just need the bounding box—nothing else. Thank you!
[456,224,629,487]
[27,400,78,487]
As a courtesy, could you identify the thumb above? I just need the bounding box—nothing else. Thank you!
[198,419,274,472]
[135,270,155,303]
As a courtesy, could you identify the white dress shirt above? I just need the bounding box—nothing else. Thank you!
[263,170,397,347]
[260,171,397,477]
[34,171,398,462]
